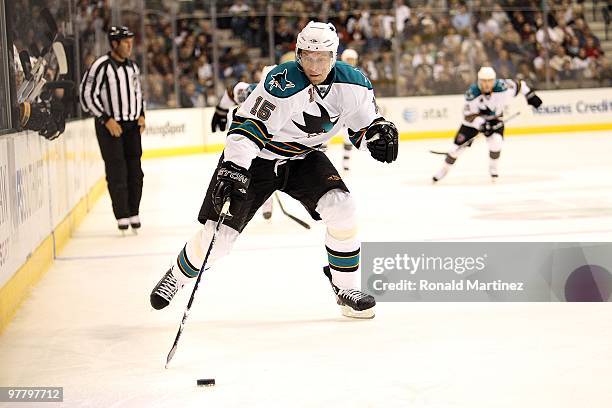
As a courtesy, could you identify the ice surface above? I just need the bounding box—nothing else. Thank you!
[1,132,611,407]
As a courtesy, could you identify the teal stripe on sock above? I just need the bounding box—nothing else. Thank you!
[178,248,199,278]
[327,252,360,269]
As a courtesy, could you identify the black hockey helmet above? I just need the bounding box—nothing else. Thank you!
[108,26,135,44]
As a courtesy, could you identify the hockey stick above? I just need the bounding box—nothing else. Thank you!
[17,8,68,104]
[274,192,311,229]
[429,112,521,155]
[165,200,232,368]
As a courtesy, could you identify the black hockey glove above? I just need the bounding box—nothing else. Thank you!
[41,97,66,140]
[480,119,502,137]
[213,161,251,216]
[211,106,229,132]
[364,120,399,163]
[526,90,542,108]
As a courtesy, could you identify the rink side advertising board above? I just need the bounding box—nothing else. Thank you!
[140,87,612,156]
[0,119,104,331]
[362,242,612,302]
[375,87,612,140]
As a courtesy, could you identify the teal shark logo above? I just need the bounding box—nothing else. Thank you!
[268,69,295,92]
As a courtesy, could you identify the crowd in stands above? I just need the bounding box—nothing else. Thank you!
[9,0,612,110]
[144,0,612,104]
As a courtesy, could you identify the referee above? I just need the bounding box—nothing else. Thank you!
[80,26,146,231]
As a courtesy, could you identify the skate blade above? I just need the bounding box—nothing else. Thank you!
[340,305,375,319]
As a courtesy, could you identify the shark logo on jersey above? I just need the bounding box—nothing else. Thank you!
[268,69,295,92]
[292,102,339,136]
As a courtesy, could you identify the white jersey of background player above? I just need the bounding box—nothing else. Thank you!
[150,22,398,319]
[432,66,542,182]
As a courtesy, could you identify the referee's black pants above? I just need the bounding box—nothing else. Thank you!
[95,120,144,220]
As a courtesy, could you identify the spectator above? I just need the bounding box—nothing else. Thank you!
[229,0,250,40]
[594,58,612,84]
[274,17,295,57]
[491,3,509,27]
[516,60,538,83]
[442,26,462,53]
[452,3,472,34]
[402,13,422,40]
[566,36,581,57]
[478,12,501,40]
[494,49,517,77]
[584,36,603,59]
[179,81,205,108]
[395,0,411,33]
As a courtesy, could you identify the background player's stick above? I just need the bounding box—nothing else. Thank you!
[274,192,311,229]
[165,200,232,368]
[429,112,521,155]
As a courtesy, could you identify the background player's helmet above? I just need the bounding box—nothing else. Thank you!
[341,49,359,63]
[295,21,339,71]
[108,26,135,45]
[477,66,496,81]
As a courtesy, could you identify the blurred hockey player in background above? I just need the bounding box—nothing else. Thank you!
[339,48,359,172]
[152,22,398,319]
[432,66,542,182]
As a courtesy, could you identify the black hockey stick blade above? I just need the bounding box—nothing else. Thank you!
[29,43,41,58]
[19,51,32,80]
[43,80,75,91]
[40,8,58,39]
[274,192,310,229]
[429,150,447,155]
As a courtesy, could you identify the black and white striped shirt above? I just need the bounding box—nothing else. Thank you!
[80,53,144,122]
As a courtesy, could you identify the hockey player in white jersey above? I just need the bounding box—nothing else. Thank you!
[432,66,542,182]
[151,22,398,318]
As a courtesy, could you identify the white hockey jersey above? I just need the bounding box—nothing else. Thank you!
[462,79,532,130]
[224,61,381,169]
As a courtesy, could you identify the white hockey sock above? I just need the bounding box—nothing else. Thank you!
[434,162,451,180]
[487,134,503,176]
[489,158,499,176]
[173,220,239,283]
[326,236,361,290]
[316,189,361,290]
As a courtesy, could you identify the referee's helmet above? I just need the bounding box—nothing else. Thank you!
[108,26,135,45]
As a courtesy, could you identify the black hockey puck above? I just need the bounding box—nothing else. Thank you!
[197,378,215,387]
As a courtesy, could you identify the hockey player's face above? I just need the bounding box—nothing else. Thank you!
[300,50,333,85]
[478,79,494,94]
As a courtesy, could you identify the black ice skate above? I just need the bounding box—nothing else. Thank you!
[150,267,185,310]
[323,266,375,319]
